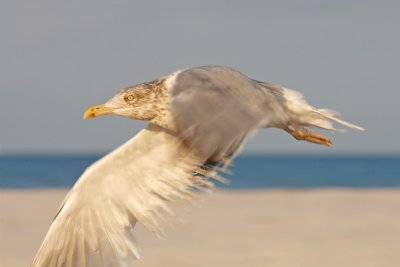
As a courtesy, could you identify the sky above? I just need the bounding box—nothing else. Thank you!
[1,0,399,155]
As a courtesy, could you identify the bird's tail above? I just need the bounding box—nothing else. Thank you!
[280,87,364,131]
[257,81,364,132]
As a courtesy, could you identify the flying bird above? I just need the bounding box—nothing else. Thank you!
[32,65,363,267]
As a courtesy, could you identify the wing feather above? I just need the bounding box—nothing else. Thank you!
[171,66,268,163]
[32,124,217,267]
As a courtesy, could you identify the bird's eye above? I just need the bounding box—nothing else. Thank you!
[125,95,135,102]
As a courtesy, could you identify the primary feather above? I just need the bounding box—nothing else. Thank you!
[33,124,218,267]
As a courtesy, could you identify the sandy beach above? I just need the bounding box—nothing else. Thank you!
[1,189,400,267]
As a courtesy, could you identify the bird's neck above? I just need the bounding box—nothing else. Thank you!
[148,81,176,132]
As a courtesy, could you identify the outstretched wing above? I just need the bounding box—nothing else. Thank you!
[32,124,216,267]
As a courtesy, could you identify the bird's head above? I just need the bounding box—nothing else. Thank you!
[83,80,168,122]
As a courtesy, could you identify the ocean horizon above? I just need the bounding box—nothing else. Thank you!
[0,154,399,189]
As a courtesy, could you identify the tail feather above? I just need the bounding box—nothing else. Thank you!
[280,86,364,131]
[312,109,365,131]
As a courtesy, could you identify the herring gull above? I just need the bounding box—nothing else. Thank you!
[32,65,363,266]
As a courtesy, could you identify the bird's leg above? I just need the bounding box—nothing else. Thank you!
[284,121,332,147]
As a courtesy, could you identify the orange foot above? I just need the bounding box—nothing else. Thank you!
[292,128,332,147]
[285,122,332,147]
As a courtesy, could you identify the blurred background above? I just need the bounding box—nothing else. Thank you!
[1,0,399,155]
[1,2,400,267]
[0,0,399,188]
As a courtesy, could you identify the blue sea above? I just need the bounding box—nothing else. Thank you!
[0,155,399,189]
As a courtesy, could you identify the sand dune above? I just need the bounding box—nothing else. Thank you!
[1,189,400,267]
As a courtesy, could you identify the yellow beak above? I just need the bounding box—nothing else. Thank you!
[83,104,115,119]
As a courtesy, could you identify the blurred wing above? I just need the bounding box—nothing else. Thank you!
[32,123,214,267]
[170,66,273,164]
